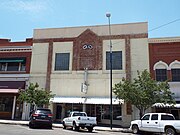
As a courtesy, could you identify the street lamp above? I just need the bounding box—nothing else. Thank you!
[106,12,113,129]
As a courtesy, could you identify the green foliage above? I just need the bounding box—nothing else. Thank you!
[113,70,175,117]
[18,82,55,107]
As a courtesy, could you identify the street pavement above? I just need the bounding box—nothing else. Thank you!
[0,119,131,133]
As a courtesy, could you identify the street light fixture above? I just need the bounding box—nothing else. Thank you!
[106,12,113,129]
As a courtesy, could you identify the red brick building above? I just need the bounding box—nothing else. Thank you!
[0,38,32,119]
[149,37,180,119]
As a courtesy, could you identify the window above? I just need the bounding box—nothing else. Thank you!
[155,69,167,81]
[151,114,158,120]
[141,114,150,120]
[106,51,122,70]
[102,105,122,120]
[0,96,13,112]
[55,53,70,70]
[0,63,6,71]
[161,115,174,120]
[0,58,26,72]
[7,62,19,71]
[172,69,180,82]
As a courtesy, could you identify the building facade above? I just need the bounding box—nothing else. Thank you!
[149,37,180,119]
[0,38,32,120]
[30,22,149,127]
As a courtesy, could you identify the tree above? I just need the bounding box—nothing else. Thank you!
[113,70,175,118]
[18,82,55,109]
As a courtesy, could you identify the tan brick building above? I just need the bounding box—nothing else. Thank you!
[30,22,149,127]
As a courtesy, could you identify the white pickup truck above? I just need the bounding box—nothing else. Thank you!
[130,113,180,135]
[62,111,97,132]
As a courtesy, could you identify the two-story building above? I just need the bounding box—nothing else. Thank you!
[30,22,149,127]
[0,38,32,120]
[149,37,180,119]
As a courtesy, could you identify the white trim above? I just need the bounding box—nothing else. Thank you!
[149,37,180,43]
[153,103,180,108]
[169,60,180,69]
[153,61,169,70]
[50,96,124,105]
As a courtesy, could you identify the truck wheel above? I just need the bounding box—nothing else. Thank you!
[132,125,139,134]
[87,127,93,132]
[62,122,66,129]
[165,127,176,135]
[73,122,79,131]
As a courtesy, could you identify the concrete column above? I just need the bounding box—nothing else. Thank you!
[61,104,65,120]
[11,96,16,119]
[83,104,86,112]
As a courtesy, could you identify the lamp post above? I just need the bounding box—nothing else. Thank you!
[106,12,113,129]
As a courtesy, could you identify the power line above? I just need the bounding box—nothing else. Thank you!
[148,18,180,32]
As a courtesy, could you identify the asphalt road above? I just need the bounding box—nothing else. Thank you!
[0,124,134,135]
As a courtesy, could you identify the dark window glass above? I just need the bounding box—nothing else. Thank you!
[142,114,150,120]
[151,114,158,120]
[161,115,174,120]
[0,96,13,112]
[7,62,19,71]
[106,51,122,70]
[102,105,122,120]
[172,69,180,82]
[155,69,167,81]
[55,53,70,70]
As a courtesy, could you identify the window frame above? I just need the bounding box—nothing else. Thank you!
[155,69,167,82]
[171,68,180,82]
[55,53,70,71]
[106,51,122,70]
[0,58,26,72]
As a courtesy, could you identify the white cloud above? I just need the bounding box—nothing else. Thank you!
[1,0,53,20]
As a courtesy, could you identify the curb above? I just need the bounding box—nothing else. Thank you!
[0,120,131,132]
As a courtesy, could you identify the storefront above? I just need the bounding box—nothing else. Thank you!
[0,81,25,120]
[51,96,123,125]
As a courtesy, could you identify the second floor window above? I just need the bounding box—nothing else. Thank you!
[155,69,167,82]
[106,51,122,70]
[172,69,180,82]
[55,53,70,70]
[0,58,26,72]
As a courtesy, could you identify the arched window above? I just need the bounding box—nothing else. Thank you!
[153,61,168,82]
[169,60,180,82]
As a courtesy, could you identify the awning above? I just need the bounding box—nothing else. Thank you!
[50,97,84,104]
[0,59,24,63]
[152,103,180,108]
[0,89,19,93]
[50,96,124,105]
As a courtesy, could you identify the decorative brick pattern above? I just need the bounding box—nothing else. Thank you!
[0,39,32,74]
[45,41,53,91]
[73,29,103,70]
[149,42,180,79]
[125,36,131,81]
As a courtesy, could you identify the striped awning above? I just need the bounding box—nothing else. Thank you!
[152,103,180,108]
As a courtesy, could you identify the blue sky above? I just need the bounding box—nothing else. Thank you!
[0,0,180,41]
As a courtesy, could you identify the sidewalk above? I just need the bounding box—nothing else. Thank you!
[0,119,131,132]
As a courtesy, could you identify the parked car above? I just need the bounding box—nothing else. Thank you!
[29,108,53,129]
[130,113,180,135]
[62,111,97,132]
